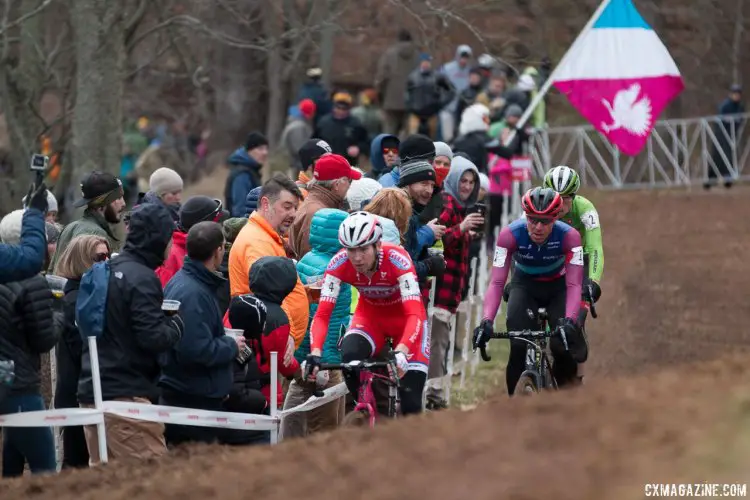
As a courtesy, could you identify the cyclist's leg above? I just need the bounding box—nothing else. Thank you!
[505,277,540,395]
[340,312,386,399]
[546,281,578,387]
[393,316,429,415]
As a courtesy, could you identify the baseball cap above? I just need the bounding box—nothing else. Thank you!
[73,171,123,208]
[313,153,362,181]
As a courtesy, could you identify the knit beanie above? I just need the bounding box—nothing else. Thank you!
[0,209,24,244]
[45,222,62,244]
[244,132,269,151]
[298,139,332,171]
[433,142,453,160]
[346,177,382,212]
[179,196,227,231]
[223,217,248,244]
[244,186,263,215]
[228,294,268,341]
[22,190,58,213]
[298,99,317,119]
[400,134,435,163]
[149,167,183,196]
[398,160,436,188]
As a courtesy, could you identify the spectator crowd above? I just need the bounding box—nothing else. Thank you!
[0,37,545,478]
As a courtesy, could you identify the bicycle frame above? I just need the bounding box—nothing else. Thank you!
[352,369,399,427]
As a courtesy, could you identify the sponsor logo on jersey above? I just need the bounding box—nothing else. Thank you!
[388,250,411,271]
[570,246,584,266]
[327,251,348,271]
[422,320,431,358]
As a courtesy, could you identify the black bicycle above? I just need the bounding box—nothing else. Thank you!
[479,307,558,394]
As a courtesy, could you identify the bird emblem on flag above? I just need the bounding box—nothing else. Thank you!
[601,84,652,136]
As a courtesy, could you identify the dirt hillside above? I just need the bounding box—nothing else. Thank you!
[2,185,749,498]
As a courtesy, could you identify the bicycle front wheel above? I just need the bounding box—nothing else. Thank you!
[342,409,371,428]
[514,374,538,395]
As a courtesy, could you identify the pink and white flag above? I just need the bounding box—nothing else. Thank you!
[552,0,684,155]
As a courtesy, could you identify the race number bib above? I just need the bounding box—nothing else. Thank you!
[320,274,342,298]
[570,246,584,266]
[581,210,600,230]
[398,273,420,298]
[493,247,508,267]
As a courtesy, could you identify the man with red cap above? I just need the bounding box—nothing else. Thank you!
[281,98,317,176]
[288,153,361,258]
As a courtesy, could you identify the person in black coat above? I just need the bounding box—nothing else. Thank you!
[313,92,369,165]
[221,294,269,446]
[0,269,58,477]
[77,203,183,465]
[53,234,112,469]
[159,222,242,447]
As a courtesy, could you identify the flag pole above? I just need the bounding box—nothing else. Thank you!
[504,0,614,146]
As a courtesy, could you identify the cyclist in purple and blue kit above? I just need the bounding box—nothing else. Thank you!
[473,187,588,394]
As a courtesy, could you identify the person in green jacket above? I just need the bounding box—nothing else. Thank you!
[282,208,351,438]
[543,165,602,384]
[51,172,126,272]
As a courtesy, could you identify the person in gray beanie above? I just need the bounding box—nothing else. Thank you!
[136,167,184,224]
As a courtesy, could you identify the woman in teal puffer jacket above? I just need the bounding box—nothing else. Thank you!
[281,208,350,439]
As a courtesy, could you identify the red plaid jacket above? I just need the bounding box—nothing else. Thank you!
[434,193,470,313]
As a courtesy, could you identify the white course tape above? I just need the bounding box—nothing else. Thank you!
[278,382,348,417]
[0,408,103,427]
[101,401,279,431]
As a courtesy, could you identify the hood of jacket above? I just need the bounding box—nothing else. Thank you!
[227,147,262,170]
[310,208,348,255]
[459,103,490,136]
[444,156,480,208]
[248,256,297,304]
[122,203,176,269]
[376,216,401,245]
[369,133,400,175]
[245,186,262,216]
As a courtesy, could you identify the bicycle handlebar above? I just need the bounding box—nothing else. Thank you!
[319,360,393,371]
[479,330,552,362]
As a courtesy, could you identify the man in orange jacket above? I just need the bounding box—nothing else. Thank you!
[229,173,310,348]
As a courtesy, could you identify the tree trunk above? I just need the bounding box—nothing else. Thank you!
[70,0,125,182]
[0,0,47,214]
[263,0,286,150]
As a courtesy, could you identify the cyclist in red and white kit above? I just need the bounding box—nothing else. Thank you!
[305,211,429,415]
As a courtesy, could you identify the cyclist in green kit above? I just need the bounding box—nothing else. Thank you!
[543,165,602,384]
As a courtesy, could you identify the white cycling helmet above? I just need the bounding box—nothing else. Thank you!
[338,211,383,249]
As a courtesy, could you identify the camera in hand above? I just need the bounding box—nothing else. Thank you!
[161,300,181,316]
[30,154,49,185]
[469,202,487,217]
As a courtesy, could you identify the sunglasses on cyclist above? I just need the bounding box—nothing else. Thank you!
[527,217,555,226]
[210,199,224,223]
[93,252,110,262]
[382,148,399,155]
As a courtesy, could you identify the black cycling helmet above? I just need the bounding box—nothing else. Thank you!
[521,187,563,220]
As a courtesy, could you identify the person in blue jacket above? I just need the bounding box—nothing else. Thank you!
[159,221,243,446]
[224,133,268,217]
[0,182,48,284]
[368,133,400,180]
[282,208,350,438]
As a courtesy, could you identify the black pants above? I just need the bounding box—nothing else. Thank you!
[160,388,225,447]
[505,275,577,395]
[340,335,426,415]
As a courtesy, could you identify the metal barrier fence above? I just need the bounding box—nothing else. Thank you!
[530,112,750,189]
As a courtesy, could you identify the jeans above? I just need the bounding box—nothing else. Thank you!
[0,393,56,477]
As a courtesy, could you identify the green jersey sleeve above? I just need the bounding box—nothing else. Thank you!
[571,196,603,282]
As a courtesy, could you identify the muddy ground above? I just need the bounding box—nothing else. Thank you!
[3,184,750,498]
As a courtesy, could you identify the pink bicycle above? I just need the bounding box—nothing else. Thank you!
[317,357,400,428]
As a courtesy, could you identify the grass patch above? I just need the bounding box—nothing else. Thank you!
[449,339,510,408]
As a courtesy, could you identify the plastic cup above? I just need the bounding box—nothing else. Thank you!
[46,274,67,298]
[161,300,181,316]
[224,328,244,339]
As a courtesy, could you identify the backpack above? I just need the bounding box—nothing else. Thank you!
[75,260,111,339]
